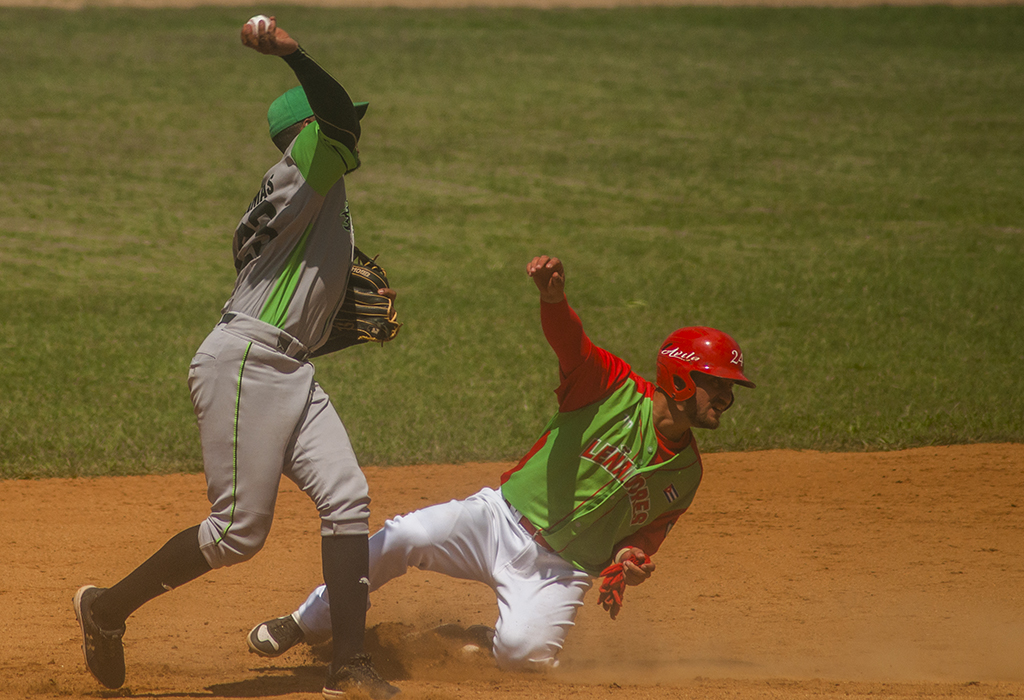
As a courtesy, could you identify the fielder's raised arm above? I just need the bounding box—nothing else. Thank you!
[241,16,362,155]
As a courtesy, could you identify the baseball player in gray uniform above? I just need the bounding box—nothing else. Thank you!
[73,17,398,700]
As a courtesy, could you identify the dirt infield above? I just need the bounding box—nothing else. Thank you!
[3,444,1022,699]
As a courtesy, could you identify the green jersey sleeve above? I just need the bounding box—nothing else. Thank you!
[290,122,360,196]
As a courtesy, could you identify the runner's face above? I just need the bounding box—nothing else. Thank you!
[683,372,735,429]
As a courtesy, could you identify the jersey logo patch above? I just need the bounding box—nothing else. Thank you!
[663,484,679,503]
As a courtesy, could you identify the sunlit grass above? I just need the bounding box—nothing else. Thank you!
[2,6,1022,476]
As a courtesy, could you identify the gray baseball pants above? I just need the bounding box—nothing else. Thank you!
[188,313,370,570]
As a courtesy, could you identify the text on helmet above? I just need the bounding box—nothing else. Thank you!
[661,348,701,362]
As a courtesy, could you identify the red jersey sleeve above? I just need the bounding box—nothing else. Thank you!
[615,509,684,558]
[540,299,633,413]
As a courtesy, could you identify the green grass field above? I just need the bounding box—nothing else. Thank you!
[2,6,1022,477]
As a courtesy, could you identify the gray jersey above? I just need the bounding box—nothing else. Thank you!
[226,121,359,352]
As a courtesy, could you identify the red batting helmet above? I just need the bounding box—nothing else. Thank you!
[656,327,756,402]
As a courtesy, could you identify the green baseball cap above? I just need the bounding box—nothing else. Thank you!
[267,85,369,138]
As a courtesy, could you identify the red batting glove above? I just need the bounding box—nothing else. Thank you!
[597,552,651,620]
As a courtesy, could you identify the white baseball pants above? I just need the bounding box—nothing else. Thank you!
[292,487,593,670]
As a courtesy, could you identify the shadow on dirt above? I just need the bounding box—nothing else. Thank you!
[196,622,503,697]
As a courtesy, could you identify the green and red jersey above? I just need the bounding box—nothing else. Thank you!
[501,299,702,576]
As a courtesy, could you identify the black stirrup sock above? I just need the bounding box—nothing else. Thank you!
[321,533,370,668]
[91,524,212,630]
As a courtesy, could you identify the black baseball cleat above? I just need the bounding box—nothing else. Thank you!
[73,585,127,689]
[322,654,400,700]
[247,614,305,657]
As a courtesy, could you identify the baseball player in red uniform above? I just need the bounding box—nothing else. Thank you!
[245,255,755,671]
[73,17,398,700]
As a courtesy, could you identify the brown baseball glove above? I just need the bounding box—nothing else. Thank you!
[311,248,401,358]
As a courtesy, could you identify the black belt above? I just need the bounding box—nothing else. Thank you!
[219,313,310,362]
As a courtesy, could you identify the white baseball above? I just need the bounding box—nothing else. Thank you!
[461,644,480,656]
[247,15,272,32]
